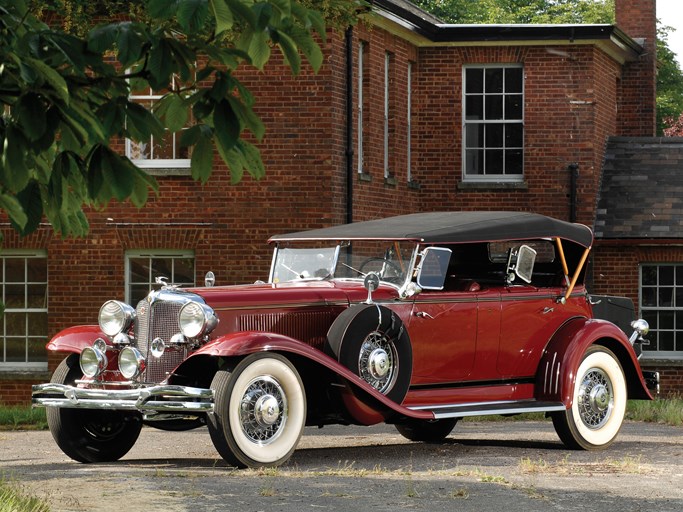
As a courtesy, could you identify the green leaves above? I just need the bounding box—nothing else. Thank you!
[0,0,339,238]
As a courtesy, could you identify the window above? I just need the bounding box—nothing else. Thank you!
[463,65,524,181]
[357,41,369,175]
[126,77,193,169]
[1,251,48,370]
[407,61,413,183]
[640,264,683,359]
[125,251,195,305]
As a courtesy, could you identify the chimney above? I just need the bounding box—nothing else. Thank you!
[614,0,657,136]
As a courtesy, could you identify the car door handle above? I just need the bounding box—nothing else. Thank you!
[542,307,554,315]
[414,311,434,319]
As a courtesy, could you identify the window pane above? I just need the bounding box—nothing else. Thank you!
[5,259,24,283]
[660,266,674,285]
[642,266,657,285]
[5,312,25,336]
[465,96,483,120]
[466,124,484,148]
[485,68,503,93]
[505,94,523,119]
[487,150,504,174]
[660,311,674,329]
[466,149,484,174]
[659,330,674,351]
[485,124,504,148]
[485,95,503,120]
[506,124,523,147]
[152,258,173,279]
[131,285,150,305]
[505,67,523,93]
[174,258,195,284]
[27,260,47,282]
[5,284,25,308]
[659,287,674,307]
[643,310,657,329]
[129,258,151,284]
[27,312,47,336]
[28,339,48,363]
[27,284,47,308]
[465,68,483,93]
[642,287,656,307]
[5,338,25,362]
[506,149,524,175]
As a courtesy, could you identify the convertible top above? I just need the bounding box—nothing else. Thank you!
[270,211,594,248]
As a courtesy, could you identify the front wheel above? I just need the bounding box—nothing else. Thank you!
[47,356,143,463]
[552,346,627,450]
[208,353,307,468]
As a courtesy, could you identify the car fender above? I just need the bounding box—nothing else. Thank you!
[45,325,103,354]
[536,317,653,407]
[180,332,433,424]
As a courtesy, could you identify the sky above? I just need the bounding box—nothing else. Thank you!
[657,0,683,65]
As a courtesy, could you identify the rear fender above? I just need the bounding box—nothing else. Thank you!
[177,332,433,424]
[46,325,104,354]
[536,317,653,407]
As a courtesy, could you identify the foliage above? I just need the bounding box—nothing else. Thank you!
[1,0,361,238]
[0,477,50,512]
[0,405,47,430]
[412,0,614,24]
[658,26,683,136]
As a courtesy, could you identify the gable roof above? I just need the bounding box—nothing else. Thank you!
[595,137,683,240]
[271,211,593,247]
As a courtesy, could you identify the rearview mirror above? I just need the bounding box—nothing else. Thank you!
[506,244,537,284]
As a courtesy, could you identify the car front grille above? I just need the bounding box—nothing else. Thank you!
[134,294,189,383]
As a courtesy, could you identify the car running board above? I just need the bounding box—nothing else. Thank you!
[408,400,566,420]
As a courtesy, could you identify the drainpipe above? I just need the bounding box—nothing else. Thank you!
[345,26,354,225]
[568,163,579,223]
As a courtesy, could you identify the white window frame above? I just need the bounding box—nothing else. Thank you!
[407,61,413,183]
[125,250,196,305]
[639,263,683,360]
[0,250,48,371]
[126,76,191,170]
[384,51,391,179]
[462,64,524,183]
[357,41,366,174]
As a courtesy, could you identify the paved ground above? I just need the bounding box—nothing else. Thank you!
[1,420,682,512]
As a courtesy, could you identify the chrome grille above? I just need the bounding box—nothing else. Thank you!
[134,296,187,383]
[239,311,334,349]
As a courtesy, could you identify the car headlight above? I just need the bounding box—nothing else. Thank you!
[80,347,108,378]
[119,347,146,379]
[178,302,218,338]
[99,300,136,337]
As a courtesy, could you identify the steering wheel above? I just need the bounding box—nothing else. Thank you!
[358,258,404,283]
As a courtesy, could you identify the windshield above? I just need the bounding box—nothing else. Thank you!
[269,240,416,287]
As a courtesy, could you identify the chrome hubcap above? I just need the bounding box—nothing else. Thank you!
[358,331,397,394]
[577,368,613,429]
[239,376,287,444]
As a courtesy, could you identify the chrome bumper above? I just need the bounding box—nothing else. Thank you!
[32,383,214,413]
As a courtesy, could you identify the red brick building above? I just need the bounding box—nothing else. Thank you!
[2,0,679,404]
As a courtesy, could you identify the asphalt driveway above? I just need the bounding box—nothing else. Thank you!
[1,420,682,512]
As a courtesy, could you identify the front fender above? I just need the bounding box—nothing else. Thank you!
[46,325,104,354]
[536,317,653,407]
[181,332,433,423]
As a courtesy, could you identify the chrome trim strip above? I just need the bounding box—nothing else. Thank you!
[408,399,566,419]
[32,383,213,413]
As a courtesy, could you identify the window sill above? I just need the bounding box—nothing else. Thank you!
[639,358,683,366]
[384,176,397,187]
[138,167,192,177]
[0,369,51,379]
[408,180,421,190]
[358,172,372,182]
[458,180,528,191]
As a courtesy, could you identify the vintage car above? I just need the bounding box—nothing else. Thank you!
[33,211,658,468]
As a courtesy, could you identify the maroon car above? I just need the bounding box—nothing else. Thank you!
[33,212,657,468]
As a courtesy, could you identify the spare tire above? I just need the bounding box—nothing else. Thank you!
[326,304,412,403]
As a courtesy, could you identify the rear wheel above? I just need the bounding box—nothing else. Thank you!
[395,418,458,442]
[47,356,142,463]
[208,353,306,468]
[552,346,627,450]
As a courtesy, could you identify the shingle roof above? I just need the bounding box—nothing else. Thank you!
[595,137,683,239]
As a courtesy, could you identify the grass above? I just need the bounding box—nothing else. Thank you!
[0,477,50,512]
[0,407,47,431]
[0,396,680,430]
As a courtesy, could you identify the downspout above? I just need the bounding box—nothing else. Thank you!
[345,26,354,225]
[568,163,579,223]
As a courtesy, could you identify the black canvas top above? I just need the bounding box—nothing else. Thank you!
[270,212,593,247]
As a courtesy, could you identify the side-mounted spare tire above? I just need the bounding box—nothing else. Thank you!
[326,304,412,403]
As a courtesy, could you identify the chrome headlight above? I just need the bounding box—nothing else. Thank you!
[119,347,146,379]
[99,300,136,337]
[178,302,218,338]
[80,347,108,378]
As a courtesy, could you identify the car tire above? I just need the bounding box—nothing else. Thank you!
[207,353,306,468]
[327,304,412,403]
[46,355,143,463]
[395,418,458,442]
[551,345,627,450]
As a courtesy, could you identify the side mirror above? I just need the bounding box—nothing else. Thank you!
[364,272,380,304]
[506,245,537,284]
